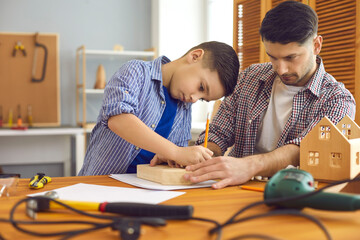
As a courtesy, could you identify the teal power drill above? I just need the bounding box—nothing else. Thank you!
[264,168,360,211]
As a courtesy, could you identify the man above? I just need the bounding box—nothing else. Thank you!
[183,1,356,189]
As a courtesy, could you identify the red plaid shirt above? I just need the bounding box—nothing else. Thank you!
[196,56,356,157]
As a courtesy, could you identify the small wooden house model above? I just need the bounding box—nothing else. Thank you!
[300,115,360,181]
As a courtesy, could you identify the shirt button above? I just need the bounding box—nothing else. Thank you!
[124,90,129,94]
[135,146,139,150]
[151,124,156,128]
[161,101,165,104]
[249,120,252,124]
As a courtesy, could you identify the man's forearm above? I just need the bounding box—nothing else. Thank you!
[253,144,300,177]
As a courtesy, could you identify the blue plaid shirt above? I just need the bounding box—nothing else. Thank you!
[79,56,192,175]
[196,56,356,157]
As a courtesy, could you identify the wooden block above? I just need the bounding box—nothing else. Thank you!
[137,164,193,185]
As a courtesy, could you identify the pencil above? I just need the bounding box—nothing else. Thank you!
[240,185,264,192]
[204,112,210,148]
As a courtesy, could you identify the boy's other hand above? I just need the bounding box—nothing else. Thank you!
[150,146,213,167]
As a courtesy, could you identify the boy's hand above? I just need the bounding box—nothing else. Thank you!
[150,155,182,168]
[150,146,213,167]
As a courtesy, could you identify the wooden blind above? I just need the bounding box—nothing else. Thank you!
[316,0,357,95]
[233,0,261,70]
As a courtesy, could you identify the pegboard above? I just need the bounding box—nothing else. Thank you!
[0,32,60,126]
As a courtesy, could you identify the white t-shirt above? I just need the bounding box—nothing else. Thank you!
[255,76,304,153]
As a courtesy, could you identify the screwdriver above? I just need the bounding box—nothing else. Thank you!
[17,104,22,127]
[27,105,33,127]
[8,109,13,127]
[0,105,2,127]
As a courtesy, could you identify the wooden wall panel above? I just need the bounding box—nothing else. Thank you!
[0,33,60,126]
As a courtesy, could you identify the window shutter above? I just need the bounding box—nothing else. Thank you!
[233,0,261,70]
[316,0,357,95]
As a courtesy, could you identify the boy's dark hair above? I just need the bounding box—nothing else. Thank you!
[259,1,318,44]
[186,41,239,96]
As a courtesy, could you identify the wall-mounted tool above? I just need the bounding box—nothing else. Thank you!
[31,33,47,82]
[11,105,28,130]
[27,105,33,127]
[0,105,3,127]
[8,109,13,127]
[12,41,27,57]
[16,104,22,127]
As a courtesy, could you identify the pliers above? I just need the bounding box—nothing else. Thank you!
[12,41,27,57]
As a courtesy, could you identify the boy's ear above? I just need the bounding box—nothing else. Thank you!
[187,49,204,63]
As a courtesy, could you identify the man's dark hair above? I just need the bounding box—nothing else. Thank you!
[186,41,239,96]
[259,1,318,44]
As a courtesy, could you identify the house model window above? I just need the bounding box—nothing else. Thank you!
[308,151,319,166]
[341,123,352,138]
[320,125,331,139]
[330,152,342,168]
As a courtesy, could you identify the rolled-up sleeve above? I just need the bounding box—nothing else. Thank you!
[100,61,144,127]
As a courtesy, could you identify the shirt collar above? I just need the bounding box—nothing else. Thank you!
[303,55,325,97]
[151,55,191,110]
[150,55,171,82]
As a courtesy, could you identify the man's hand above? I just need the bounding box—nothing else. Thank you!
[183,144,300,189]
[150,146,213,167]
[183,155,263,189]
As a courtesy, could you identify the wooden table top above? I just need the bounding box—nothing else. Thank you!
[0,175,359,240]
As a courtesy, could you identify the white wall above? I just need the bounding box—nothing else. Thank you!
[207,0,233,45]
[152,0,207,60]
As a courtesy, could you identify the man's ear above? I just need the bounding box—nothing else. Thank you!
[313,35,323,55]
[187,49,204,63]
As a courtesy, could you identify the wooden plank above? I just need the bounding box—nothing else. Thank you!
[137,164,192,185]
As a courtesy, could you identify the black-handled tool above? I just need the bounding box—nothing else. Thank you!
[31,33,48,82]
[100,202,193,219]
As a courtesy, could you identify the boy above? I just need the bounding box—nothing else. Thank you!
[78,41,239,175]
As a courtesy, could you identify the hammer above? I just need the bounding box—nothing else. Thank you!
[26,191,193,220]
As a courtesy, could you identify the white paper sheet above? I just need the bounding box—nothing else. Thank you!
[110,173,216,190]
[28,183,185,204]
